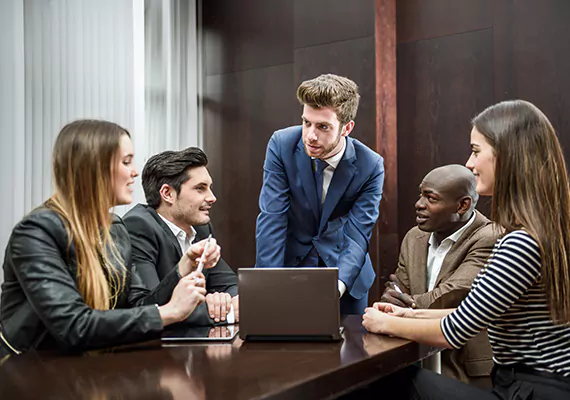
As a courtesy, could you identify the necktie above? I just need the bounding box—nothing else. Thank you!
[314,158,328,213]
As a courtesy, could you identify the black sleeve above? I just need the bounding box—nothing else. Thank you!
[8,215,164,351]
[202,223,238,297]
[122,212,163,290]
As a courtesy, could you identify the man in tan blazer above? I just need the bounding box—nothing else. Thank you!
[381,164,499,388]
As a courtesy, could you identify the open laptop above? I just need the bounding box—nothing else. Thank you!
[238,268,342,341]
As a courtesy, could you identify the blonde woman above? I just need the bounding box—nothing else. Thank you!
[363,100,570,399]
[0,120,219,356]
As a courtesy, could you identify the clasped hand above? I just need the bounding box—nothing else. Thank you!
[362,302,414,334]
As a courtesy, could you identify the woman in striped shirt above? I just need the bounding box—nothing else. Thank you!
[363,100,570,399]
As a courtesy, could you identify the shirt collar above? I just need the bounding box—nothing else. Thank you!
[313,137,346,169]
[157,212,197,242]
[428,211,477,248]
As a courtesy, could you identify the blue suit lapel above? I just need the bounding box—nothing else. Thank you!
[295,139,320,224]
[319,138,357,233]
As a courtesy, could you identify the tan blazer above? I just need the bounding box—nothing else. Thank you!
[395,210,499,387]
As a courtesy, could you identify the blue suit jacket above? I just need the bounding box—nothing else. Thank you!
[255,126,384,300]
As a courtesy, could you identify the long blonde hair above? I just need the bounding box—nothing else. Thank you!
[473,100,570,323]
[47,120,128,310]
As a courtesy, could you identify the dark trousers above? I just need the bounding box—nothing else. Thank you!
[348,364,570,400]
[340,293,368,315]
[309,252,368,315]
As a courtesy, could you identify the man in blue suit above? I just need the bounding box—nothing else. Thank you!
[255,74,384,314]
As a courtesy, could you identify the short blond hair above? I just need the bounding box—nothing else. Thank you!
[296,74,360,125]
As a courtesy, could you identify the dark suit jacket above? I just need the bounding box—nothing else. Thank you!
[395,210,498,386]
[123,204,238,326]
[255,126,384,300]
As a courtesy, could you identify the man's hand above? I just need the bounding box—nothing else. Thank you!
[380,274,416,308]
[178,237,221,277]
[205,292,232,322]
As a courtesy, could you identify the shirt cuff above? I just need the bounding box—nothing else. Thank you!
[226,304,235,324]
[338,280,347,297]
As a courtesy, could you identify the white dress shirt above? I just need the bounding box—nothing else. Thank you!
[158,213,197,253]
[317,137,346,204]
[314,138,348,296]
[426,211,477,291]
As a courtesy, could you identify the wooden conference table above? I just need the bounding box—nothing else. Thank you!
[0,316,438,399]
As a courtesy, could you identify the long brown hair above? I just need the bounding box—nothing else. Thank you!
[47,120,129,310]
[473,100,570,323]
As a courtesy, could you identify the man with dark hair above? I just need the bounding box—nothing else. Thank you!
[377,164,497,387]
[255,74,384,315]
[123,147,238,325]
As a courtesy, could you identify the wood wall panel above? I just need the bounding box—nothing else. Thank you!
[397,0,492,44]
[203,64,298,269]
[397,29,494,237]
[396,0,570,243]
[293,0,375,48]
[373,0,398,301]
[294,36,376,149]
[202,0,294,75]
[493,0,570,145]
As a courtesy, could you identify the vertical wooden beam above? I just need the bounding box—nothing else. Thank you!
[370,0,398,303]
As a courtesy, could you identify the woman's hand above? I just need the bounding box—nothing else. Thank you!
[159,272,207,326]
[363,302,416,335]
[372,302,415,318]
[362,307,392,334]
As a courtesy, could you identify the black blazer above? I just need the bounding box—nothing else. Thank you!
[123,204,238,326]
[0,207,179,355]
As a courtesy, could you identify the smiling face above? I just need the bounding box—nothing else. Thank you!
[112,134,138,206]
[466,127,496,196]
[170,166,217,227]
[301,105,353,160]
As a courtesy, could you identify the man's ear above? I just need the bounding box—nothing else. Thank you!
[159,184,176,205]
[456,196,472,217]
[342,120,355,137]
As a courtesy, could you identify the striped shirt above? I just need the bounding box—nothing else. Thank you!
[441,230,570,377]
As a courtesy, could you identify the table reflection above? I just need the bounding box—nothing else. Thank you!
[0,316,436,400]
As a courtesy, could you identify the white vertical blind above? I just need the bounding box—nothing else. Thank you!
[20,0,138,213]
[0,0,200,289]
[0,0,26,281]
[145,0,199,155]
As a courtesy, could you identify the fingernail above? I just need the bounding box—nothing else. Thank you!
[211,314,215,318]
[215,318,219,322]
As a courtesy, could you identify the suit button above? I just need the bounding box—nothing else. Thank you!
[295,256,301,263]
